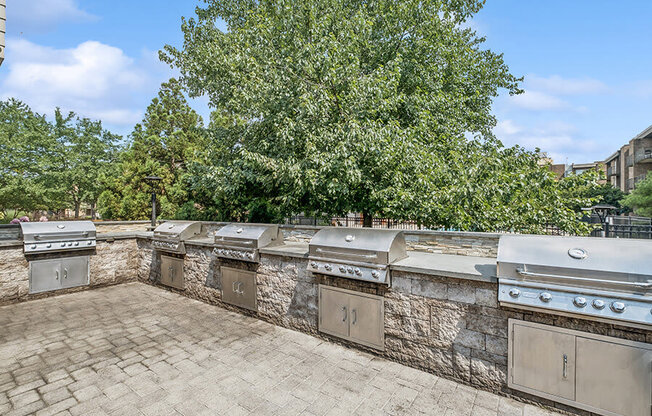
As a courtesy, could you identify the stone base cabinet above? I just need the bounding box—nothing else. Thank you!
[29,256,89,294]
[318,285,384,350]
[160,255,184,290]
[508,319,652,416]
[221,267,257,311]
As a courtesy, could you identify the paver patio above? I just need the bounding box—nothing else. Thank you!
[0,283,563,416]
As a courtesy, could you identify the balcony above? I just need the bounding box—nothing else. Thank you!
[626,155,634,167]
[635,150,652,164]
[607,166,619,176]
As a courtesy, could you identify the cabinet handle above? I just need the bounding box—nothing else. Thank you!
[55,270,59,280]
[232,281,237,293]
[237,281,244,295]
[352,309,357,325]
[562,354,568,379]
[342,306,347,322]
[63,268,68,279]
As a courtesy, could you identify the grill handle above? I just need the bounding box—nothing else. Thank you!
[315,248,378,259]
[34,232,89,240]
[515,267,652,289]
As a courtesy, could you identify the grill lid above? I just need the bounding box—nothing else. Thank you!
[20,221,96,243]
[309,228,407,265]
[153,221,201,241]
[497,235,652,292]
[214,224,282,249]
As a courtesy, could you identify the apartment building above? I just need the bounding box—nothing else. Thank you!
[604,124,652,192]
[0,0,5,66]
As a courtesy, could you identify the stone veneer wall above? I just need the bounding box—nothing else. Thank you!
[0,239,139,305]
[135,237,651,415]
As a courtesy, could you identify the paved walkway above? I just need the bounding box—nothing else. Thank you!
[0,283,563,416]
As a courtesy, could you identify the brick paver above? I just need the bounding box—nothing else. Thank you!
[0,283,563,415]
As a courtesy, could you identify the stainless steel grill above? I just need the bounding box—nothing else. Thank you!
[20,221,96,254]
[152,221,201,255]
[307,228,407,285]
[497,234,652,328]
[213,224,282,263]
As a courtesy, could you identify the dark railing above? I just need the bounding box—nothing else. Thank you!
[634,151,652,164]
[285,215,422,230]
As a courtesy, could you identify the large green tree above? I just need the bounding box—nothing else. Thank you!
[51,110,120,218]
[163,0,598,233]
[622,172,652,217]
[0,99,54,220]
[98,79,206,220]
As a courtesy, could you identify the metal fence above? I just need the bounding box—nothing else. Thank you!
[286,214,652,239]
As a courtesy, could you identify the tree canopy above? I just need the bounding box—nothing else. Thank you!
[161,0,599,233]
[0,99,118,221]
[622,172,652,217]
[98,79,206,220]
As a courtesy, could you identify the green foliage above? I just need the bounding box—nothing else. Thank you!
[584,182,628,213]
[161,0,599,233]
[98,79,206,220]
[0,99,118,220]
[622,172,652,217]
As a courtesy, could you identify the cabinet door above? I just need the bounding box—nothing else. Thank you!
[29,259,61,294]
[576,337,651,416]
[511,323,576,401]
[161,255,184,289]
[60,256,89,289]
[349,293,384,350]
[221,267,240,306]
[235,270,257,311]
[318,286,349,339]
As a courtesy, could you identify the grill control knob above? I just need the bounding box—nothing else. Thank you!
[74,242,79,246]
[310,262,317,268]
[67,242,73,247]
[60,243,66,247]
[339,266,347,273]
[31,244,37,249]
[539,292,552,303]
[87,241,92,245]
[46,244,52,248]
[592,299,606,310]
[509,288,521,298]
[324,264,332,271]
[346,266,354,274]
[354,268,361,276]
[573,296,587,308]
[371,270,380,278]
[610,302,626,313]
[246,252,254,259]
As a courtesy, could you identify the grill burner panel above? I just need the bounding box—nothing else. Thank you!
[497,235,652,328]
[213,224,282,263]
[308,228,407,286]
[20,221,96,254]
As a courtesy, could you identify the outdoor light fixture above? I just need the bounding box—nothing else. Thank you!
[144,176,162,227]
[582,204,617,237]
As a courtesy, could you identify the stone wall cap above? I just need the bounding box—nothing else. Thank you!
[391,251,497,283]
[97,232,140,241]
[259,242,309,258]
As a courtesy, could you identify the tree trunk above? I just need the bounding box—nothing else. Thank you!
[362,212,373,228]
[74,202,80,219]
[91,202,96,220]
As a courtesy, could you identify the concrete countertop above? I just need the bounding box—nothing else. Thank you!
[0,240,22,248]
[185,237,215,247]
[259,242,310,258]
[392,251,497,283]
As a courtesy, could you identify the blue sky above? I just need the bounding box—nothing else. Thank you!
[2,1,651,164]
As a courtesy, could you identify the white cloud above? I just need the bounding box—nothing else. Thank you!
[509,90,570,111]
[495,120,602,164]
[8,0,97,33]
[0,38,159,126]
[494,120,522,136]
[527,75,609,95]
